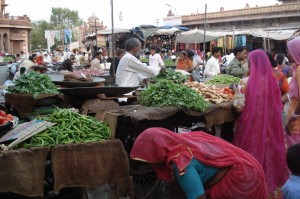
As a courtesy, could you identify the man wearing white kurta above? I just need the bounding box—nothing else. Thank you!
[116,38,161,87]
[204,47,221,77]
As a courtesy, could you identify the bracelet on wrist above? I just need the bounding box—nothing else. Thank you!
[291,112,300,120]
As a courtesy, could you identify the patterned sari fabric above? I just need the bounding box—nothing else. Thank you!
[286,38,300,147]
[233,50,289,196]
[131,128,268,199]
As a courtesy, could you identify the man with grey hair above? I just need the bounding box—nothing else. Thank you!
[116,38,162,87]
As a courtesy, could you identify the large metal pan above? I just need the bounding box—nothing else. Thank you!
[59,86,140,98]
[47,73,105,87]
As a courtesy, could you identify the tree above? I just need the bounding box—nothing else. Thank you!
[50,7,84,30]
[29,20,53,51]
[29,8,84,51]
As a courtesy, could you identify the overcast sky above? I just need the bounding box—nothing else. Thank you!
[6,0,280,28]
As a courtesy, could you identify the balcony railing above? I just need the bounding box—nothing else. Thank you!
[182,3,300,22]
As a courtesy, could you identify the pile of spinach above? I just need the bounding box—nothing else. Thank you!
[139,80,208,112]
[152,69,188,84]
[8,72,59,96]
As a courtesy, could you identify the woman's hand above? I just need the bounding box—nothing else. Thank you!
[234,106,244,114]
[281,94,289,104]
[286,117,295,135]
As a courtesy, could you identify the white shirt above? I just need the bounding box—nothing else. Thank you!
[91,58,102,70]
[204,56,220,77]
[116,52,161,87]
[149,53,164,67]
[19,60,36,70]
[43,55,52,64]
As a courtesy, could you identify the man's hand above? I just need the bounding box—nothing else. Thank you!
[142,78,149,85]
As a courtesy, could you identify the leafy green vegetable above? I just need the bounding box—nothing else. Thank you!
[7,72,59,96]
[140,58,149,63]
[152,68,188,84]
[208,74,241,85]
[3,56,15,62]
[139,80,208,112]
[164,58,175,67]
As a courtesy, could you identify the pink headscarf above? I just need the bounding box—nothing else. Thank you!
[131,128,267,199]
[287,38,300,65]
[234,49,289,195]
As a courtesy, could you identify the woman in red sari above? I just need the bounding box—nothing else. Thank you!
[233,49,289,197]
[131,127,267,199]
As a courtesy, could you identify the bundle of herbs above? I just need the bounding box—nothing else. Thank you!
[7,72,59,97]
[152,69,188,84]
[139,80,208,112]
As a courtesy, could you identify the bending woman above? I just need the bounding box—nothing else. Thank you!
[131,127,267,199]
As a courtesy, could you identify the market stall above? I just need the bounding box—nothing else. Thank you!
[0,108,133,198]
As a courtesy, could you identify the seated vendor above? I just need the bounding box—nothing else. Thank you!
[131,128,268,199]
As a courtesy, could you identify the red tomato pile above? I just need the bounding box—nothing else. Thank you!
[0,110,13,125]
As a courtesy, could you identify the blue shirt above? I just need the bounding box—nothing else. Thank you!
[172,158,219,199]
[282,175,300,199]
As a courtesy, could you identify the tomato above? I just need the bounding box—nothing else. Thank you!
[0,110,6,117]
[6,114,13,120]
[0,119,9,125]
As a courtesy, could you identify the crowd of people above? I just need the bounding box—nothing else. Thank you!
[1,37,300,198]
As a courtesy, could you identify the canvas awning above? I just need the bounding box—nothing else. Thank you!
[97,28,130,35]
[154,27,180,35]
[176,28,299,43]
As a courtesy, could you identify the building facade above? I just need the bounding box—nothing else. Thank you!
[0,0,32,54]
[181,0,300,31]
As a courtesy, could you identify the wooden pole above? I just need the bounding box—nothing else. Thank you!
[203,3,207,76]
[111,0,116,80]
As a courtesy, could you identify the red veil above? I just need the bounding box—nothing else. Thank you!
[234,50,289,195]
[131,128,267,199]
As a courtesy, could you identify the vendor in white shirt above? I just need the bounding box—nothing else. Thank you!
[149,46,164,68]
[43,52,52,66]
[91,52,103,70]
[116,38,162,87]
[204,47,221,77]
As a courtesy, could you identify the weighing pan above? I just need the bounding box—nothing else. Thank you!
[59,86,140,98]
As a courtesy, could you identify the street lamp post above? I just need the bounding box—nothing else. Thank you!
[203,3,207,76]
[111,0,116,80]
[95,19,98,54]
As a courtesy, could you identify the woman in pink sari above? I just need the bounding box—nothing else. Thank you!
[233,49,289,197]
[131,127,267,199]
[285,38,300,147]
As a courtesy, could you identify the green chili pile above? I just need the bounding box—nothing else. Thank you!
[139,80,208,112]
[20,109,111,148]
[7,72,59,96]
[207,74,241,85]
[152,69,188,84]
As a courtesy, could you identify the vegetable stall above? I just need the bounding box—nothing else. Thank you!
[0,66,241,198]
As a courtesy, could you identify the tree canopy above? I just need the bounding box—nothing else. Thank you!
[29,7,84,50]
[50,7,84,30]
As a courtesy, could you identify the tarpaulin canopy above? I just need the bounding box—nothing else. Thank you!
[97,28,130,35]
[176,29,224,43]
[176,28,299,43]
[160,25,189,31]
[154,27,180,35]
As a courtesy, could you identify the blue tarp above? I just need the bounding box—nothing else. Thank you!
[160,25,189,31]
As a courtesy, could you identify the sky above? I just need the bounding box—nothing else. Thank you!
[5,0,280,28]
